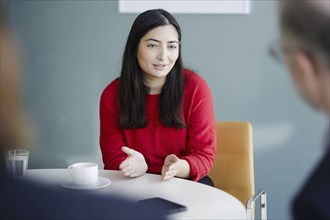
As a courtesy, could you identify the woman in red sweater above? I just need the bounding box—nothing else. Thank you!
[100,9,216,184]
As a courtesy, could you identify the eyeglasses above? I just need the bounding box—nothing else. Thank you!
[268,40,286,63]
[268,40,303,64]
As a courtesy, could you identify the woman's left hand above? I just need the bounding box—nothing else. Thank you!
[161,154,180,181]
[161,154,191,181]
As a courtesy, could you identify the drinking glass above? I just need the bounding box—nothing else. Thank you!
[6,149,29,177]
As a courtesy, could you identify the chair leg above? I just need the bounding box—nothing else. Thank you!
[246,189,267,220]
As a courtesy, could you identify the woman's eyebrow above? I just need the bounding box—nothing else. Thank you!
[145,38,179,44]
[145,38,160,43]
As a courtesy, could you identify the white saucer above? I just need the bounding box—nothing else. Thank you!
[60,177,111,190]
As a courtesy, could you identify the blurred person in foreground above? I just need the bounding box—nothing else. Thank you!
[0,8,166,220]
[274,1,330,219]
[0,8,33,161]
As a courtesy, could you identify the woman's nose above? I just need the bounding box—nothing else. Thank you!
[157,47,167,61]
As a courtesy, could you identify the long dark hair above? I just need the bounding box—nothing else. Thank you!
[118,9,185,129]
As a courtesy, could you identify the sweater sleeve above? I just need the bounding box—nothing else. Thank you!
[99,82,127,170]
[180,75,216,181]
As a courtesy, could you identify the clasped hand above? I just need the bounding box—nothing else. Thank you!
[119,146,148,177]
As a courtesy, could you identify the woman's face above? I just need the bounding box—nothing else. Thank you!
[137,24,179,82]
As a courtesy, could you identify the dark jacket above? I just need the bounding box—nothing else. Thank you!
[0,170,167,220]
[292,138,330,219]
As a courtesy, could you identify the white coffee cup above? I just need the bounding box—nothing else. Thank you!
[68,162,98,186]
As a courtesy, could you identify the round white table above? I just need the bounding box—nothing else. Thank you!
[26,169,246,219]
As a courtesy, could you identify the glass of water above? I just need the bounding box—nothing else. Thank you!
[6,149,29,177]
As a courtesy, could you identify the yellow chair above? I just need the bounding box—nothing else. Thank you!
[209,121,267,220]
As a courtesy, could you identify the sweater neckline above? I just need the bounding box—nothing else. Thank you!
[147,93,161,97]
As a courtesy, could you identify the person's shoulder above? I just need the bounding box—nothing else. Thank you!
[184,68,203,82]
[292,148,330,219]
[101,78,119,100]
[183,68,210,91]
[103,78,119,93]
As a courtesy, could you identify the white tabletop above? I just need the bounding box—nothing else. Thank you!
[26,169,246,219]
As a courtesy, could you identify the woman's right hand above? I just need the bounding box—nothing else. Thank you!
[119,146,148,177]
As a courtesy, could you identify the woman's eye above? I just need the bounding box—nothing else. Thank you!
[168,45,177,49]
[147,44,158,48]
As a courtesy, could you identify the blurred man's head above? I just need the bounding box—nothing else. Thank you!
[279,0,330,114]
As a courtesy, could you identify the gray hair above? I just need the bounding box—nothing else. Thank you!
[279,0,330,69]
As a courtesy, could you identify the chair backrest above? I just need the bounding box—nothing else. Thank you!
[209,121,255,207]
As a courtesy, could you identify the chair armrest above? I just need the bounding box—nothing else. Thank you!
[246,189,267,220]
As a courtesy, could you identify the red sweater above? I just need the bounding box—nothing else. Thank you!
[99,69,216,181]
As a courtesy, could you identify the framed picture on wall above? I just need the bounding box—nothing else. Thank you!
[118,0,250,14]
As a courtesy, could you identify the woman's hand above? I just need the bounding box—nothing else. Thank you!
[119,146,148,177]
[161,154,190,181]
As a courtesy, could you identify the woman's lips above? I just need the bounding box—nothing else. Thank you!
[153,64,167,70]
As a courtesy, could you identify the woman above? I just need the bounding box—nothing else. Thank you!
[100,9,216,184]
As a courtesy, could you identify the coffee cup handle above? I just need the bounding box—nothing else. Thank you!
[68,165,73,182]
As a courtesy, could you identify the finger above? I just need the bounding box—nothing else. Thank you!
[162,174,170,181]
[163,173,175,181]
[169,154,178,162]
[122,146,136,157]
[121,165,132,173]
[165,170,178,177]
[130,171,143,178]
[165,154,178,166]
[162,170,178,181]
[119,160,129,170]
[161,166,168,177]
[163,176,172,181]
[120,165,133,176]
[124,168,135,177]
[161,167,168,177]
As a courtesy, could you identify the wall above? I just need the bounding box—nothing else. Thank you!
[5,1,328,219]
